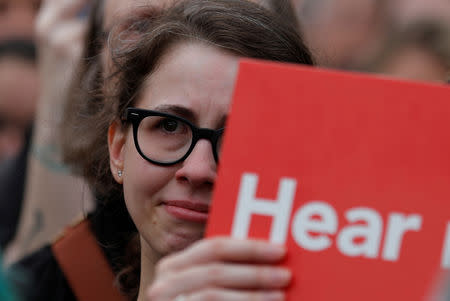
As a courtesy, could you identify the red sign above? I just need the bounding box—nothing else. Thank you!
[206,59,450,301]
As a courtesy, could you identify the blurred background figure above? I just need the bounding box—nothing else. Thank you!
[293,0,390,68]
[292,0,450,82]
[2,0,94,263]
[388,0,450,27]
[0,39,38,251]
[360,20,450,83]
[0,0,40,254]
[0,0,40,164]
[0,39,38,163]
[0,0,41,39]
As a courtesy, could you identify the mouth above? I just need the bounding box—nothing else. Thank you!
[162,200,209,223]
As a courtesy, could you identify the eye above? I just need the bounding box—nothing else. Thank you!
[161,119,179,132]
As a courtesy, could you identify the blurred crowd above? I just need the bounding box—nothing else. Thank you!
[0,0,448,299]
[296,0,450,79]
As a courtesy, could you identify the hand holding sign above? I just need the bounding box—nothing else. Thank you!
[145,238,290,300]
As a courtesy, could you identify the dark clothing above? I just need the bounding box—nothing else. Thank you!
[12,198,136,301]
[16,245,75,301]
[0,129,31,250]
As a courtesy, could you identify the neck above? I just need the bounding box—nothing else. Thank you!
[136,236,161,301]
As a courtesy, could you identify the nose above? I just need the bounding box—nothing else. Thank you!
[175,139,216,189]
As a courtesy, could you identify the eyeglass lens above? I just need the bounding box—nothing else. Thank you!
[137,115,194,164]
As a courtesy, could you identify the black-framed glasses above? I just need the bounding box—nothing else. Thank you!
[122,107,224,166]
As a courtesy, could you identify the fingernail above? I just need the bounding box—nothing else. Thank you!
[272,268,291,283]
[264,291,284,301]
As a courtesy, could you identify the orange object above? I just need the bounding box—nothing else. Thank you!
[52,219,127,301]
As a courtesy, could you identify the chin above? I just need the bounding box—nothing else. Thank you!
[163,229,205,254]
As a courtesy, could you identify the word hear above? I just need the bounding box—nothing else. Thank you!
[232,173,450,268]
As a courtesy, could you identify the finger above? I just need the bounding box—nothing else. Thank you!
[36,0,90,38]
[157,237,286,273]
[186,289,285,301]
[56,0,92,22]
[49,20,87,54]
[35,0,58,39]
[183,263,291,289]
[153,263,291,299]
[146,285,285,301]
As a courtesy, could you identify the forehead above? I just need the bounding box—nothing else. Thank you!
[167,40,235,69]
[136,41,238,124]
[144,40,239,88]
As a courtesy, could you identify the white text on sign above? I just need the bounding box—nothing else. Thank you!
[231,173,450,268]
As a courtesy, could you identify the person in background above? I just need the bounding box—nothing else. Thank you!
[0,39,37,163]
[292,0,390,68]
[0,0,41,39]
[0,38,38,253]
[0,0,40,258]
[387,0,450,27]
[358,20,450,83]
[2,0,95,264]
[0,128,33,251]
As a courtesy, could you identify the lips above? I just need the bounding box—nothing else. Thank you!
[163,200,209,223]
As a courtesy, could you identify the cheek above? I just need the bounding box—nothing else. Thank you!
[121,140,177,222]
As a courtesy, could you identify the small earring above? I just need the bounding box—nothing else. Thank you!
[118,170,123,177]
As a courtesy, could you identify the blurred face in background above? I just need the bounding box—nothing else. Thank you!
[389,0,450,26]
[0,55,38,161]
[294,0,385,67]
[376,46,448,83]
[0,0,41,39]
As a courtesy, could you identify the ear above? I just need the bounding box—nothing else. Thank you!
[108,120,126,184]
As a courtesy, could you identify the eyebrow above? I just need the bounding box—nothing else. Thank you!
[153,104,197,124]
[152,104,228,129]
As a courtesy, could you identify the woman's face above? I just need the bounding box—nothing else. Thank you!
[109,41,239,261]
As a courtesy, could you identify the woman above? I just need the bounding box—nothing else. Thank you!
[94,0,314,299]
